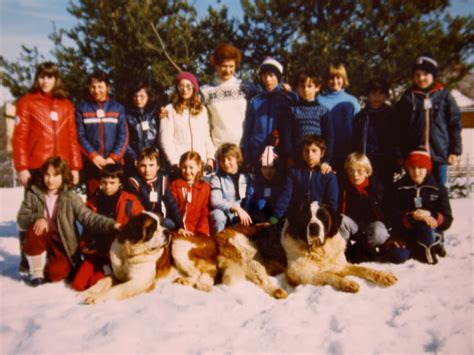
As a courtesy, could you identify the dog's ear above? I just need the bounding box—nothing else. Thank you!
[287,202,312,239]
[142,215,158,242]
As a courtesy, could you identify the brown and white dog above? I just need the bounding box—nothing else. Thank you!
[171,233,218,292]
[216,224,288,299]
[82,211,171,304]
[282,201,397,292]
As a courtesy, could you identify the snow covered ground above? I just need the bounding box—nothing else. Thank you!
[0,187,472,354]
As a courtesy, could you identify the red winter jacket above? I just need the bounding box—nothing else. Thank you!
[170,179,211,236]
[12,91,82,171]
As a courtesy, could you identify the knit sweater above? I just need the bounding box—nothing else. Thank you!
[201,76,258,148]
[317,90,360,162]
[283,94,333,162]
[160,103,215,166]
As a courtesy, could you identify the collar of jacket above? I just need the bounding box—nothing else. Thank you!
[412,81,444,95]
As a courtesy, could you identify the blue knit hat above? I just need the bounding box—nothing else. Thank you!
[413,53,438,77]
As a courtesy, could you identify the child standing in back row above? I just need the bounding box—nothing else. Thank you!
[160,72,215,175]
[352,78,395,186]
[282,71,333,172]
[393,53,462,185]
[242,57,289,168]
[318,63,360,175]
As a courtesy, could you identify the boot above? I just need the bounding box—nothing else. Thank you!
[432,232,447,258]
[26,252,47,287]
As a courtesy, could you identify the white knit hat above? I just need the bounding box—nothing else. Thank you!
[259,57,283,80]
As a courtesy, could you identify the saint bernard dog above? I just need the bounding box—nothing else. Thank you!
[216,224,288,299]
[282,201,397,292]
[170,233,218,292]
[82,211,171,304]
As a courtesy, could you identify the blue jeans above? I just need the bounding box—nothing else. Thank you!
[432,163,448,186]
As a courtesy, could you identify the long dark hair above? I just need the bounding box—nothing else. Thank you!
[30,62,68,99]
[36,156,73,192]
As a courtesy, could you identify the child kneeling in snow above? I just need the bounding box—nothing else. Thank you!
[387,149,452,264]
[17,157,119,287]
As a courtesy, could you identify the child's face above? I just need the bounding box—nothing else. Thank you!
[89,79,109,102]
[297,79,320,101]
[408,166,428,185]
[38,74,56,94]
[260,72,278,92]
[328,75,344,92]
[413,70,434,90]
[181,159,200,183]
[219,155,239,175]
[347,165,369,186]
[177,79,194,101]
[367,90,386,109]
[302,144,323,169]
[261,166,276,181]
[137,157,160,182]
[100,177,121,196]
[133,89,149,109]
[215,59,236,81]
[44,166,63,194]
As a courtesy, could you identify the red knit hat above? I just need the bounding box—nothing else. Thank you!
[404,150,432,172]
[175,72,199,92]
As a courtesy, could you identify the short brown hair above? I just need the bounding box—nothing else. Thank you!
[210,43,242,67]
[344,152,373,176]
[327,62,349,87]
[301,135,326,155]
[179,151,204,182]
[137,147,160,164]
[37,156,73,192]
[297,71,323,87]
[31,62,67,99]
[216,143,243,167]
[100,163,124,181]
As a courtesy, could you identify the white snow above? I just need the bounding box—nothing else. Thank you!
[0,187,473,354]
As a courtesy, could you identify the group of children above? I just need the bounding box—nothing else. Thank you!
[15,47,462,288]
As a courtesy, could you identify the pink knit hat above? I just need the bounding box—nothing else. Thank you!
[175,72,199,92]
[260,146,278,167]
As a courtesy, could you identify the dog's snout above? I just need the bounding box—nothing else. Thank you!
[308,223,320,236]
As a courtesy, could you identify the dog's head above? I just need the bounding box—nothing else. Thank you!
[117,211,169,248]
[286,201,341,246]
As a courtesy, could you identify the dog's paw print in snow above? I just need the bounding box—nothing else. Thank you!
[329,316,344,333]
[386,304,411,327]
[327,340,344,355]
[424,330,445,353]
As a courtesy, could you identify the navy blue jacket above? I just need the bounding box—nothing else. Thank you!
[393,83,462,164]
[282,94,333,163]
[352,104,394,158]
[125,106,159,164]
[76,98,128,164]
[242,85,290,165]
[389,174,452,233]
[124,173,184,229]
[246,173,285,222]
[273,167,339,219]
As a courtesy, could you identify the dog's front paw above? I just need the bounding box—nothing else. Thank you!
[340,279,360,293]
[196,273,214,292]
[273,288,288,299]
[174,276,194,286]
[376,272,398,286]
[83,292,107,304]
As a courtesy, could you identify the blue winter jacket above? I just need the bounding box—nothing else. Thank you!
[282,94,333,163]
[242,84,290,165]
[317,90,360,164]
[393,83,462,164]
[125,106,159,163]
[76,98,128,163]
[273,167,339,219]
